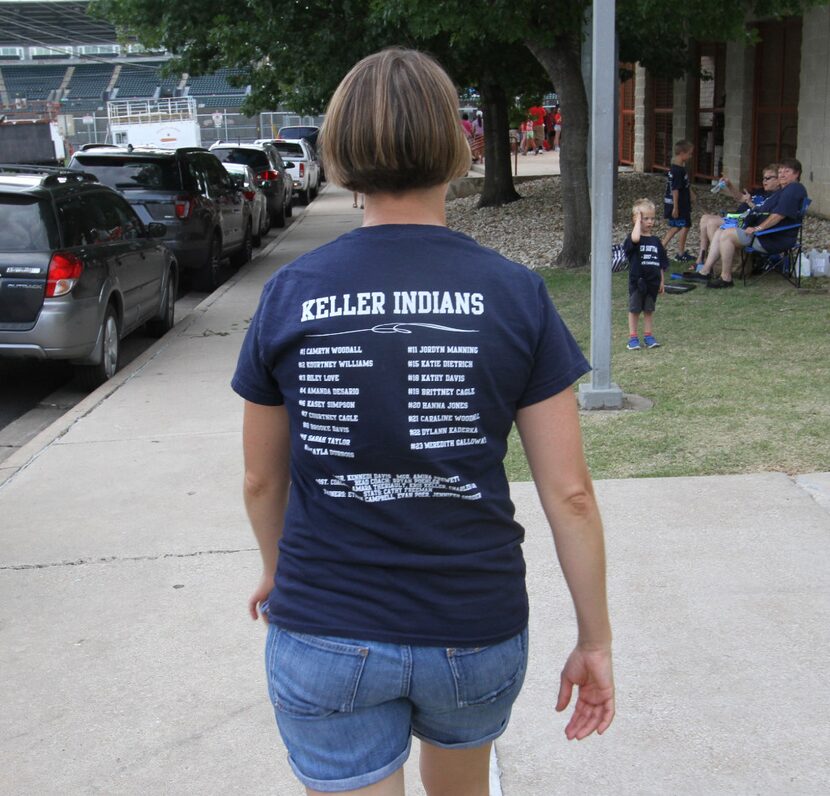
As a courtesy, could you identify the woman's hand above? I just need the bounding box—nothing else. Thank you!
[556,644,615,740]
[248,572,274,622]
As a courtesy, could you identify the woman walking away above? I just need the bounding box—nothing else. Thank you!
[233,47,614,796]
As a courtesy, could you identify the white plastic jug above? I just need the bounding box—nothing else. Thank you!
[800,249,817,278]
[811,249,829,277]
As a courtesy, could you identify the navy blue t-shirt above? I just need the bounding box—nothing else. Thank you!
[623,234,668,296]
[232,224,590,646]
[663,163,691,220]
[754,182,808,251]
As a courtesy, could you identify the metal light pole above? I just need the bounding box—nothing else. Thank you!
[578,0,624,410]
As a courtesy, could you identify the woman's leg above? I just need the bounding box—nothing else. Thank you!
[419,740,492,796]
[698,214,721,261]
[306,767,404,796]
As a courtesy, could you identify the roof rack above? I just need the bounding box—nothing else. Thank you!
[0,164,98,186]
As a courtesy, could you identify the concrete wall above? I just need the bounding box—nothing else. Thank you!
[796,6,830,216]
[672,75,696,146]
[722,40,755,188]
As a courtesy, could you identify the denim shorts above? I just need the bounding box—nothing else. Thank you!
[666,216,691,228]
[734,227,767,251]
[264,623,528,793]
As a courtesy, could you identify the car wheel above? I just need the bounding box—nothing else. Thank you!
[285,194,293,218]
[310,181,318,200]
[194,233,222,292]
[299,186,311,205]
[272,197,286,228]
[76,304,119,390]
[232,222,253,268]
[146,267,177,337]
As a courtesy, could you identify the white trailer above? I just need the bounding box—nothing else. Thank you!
[107,97,201,149]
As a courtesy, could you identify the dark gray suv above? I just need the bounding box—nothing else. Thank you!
[69,147,252,291]
[0,166,177,389]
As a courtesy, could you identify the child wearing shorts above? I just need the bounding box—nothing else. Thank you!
[624,198,668,349]
[661,139,695,261]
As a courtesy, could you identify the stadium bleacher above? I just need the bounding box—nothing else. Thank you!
[65,64,114,99]
[2,64,67,100]
[186,68,247,96]
[113,61,162,99]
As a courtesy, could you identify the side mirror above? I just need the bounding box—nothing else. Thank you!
[283,161,294,169]
[147,222,167,238]
[230,174,245,189]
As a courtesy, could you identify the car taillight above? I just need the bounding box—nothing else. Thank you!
[46,252,83,297]
[299,163,305,178]
[175,196,192,219]
[257,170,278,183]
[243,190,256,201]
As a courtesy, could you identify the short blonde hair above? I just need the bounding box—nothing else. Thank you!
[632,198,655,218]
[674,139,693,155]
[319,48,471,194]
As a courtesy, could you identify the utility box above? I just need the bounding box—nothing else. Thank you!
[107,97,201,149]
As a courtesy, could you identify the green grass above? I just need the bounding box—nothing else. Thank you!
[504,269,830,480]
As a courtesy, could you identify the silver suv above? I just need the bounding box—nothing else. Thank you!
[0,166,177,389]
[257,138,320,205]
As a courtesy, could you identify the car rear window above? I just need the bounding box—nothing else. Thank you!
[0,194,59,251]
[211,149,268,169]
[72,156,181,191]
[274,143,304,158]
[279,127,317,140]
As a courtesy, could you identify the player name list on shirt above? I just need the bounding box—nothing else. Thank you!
[297,337,486,503]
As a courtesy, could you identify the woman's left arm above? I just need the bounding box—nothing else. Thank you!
[242,401,290,621]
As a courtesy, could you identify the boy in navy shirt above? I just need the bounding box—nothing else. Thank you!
[661,139,695,262]
[624,198,668,349]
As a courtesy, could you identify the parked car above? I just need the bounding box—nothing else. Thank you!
[277,125,320,150]
[222,162,269,246]
[68,146,252,291]
[208,142,292,228]
[276,125,325,182]
[0,165,177,389]
[258,138,320,205]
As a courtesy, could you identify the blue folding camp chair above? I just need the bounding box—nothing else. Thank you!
[742,197,811,288]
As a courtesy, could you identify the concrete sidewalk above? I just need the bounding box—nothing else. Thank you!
[1,184,828,795]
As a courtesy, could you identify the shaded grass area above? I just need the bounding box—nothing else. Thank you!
[505,269,830,480]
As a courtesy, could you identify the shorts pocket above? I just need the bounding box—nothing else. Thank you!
[446,628,527,708]
[268,628,369,718]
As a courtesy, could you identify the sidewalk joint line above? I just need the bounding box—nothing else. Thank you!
[2,547,258,571]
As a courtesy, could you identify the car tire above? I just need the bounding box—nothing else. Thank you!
[231,222,253,268]
[272,197,286,228]
[310,181,318,200]
[194,233,222,292]
[146,267,177,337]
[285,195,293,218]
[76,304,119,390]
[299,186,311,205]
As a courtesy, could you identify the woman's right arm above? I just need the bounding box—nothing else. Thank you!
[515,387,615,740]
[243,400,291,621]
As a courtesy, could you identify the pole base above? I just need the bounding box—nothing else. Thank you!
[578,382,624,410]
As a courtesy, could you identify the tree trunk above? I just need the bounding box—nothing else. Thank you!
[478,80,521,208]
[526,36,591,268]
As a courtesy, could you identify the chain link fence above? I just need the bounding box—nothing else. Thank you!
[57,108,325,154]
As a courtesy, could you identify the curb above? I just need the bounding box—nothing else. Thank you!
[0,200,306,490]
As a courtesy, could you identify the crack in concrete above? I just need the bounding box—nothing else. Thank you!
[1,547,258,571]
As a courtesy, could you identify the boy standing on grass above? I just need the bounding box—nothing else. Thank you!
[662,140,695,262]
[624,198,668,350]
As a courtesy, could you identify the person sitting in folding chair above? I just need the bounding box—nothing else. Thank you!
[689,158,809,289]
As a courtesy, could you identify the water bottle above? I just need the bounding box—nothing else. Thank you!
[710,177,727,194]
[813,249,829,277]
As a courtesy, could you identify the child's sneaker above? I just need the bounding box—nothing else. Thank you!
[643,334,660,348]
[626,337,641,350]
[675,251,695,262]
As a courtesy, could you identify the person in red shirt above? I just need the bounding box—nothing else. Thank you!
[528,103,546,155]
